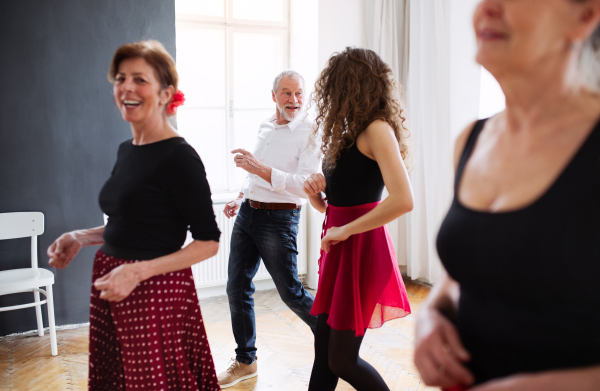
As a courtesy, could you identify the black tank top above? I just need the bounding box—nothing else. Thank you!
[324,143,384,207]
[437,119,600,384]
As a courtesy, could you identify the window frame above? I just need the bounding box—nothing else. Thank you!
[175,0,290,194]
[175,0,289,28]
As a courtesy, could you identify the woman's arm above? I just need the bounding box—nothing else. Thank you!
[307,192,327,213]
[414,273,474,388]
[320,120,414,252]
[48,225,105,269]
[93,239,219,302]
[419,271,461,319]
[471,365,600,391]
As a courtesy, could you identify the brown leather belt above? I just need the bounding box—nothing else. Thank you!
[247,199,300,210]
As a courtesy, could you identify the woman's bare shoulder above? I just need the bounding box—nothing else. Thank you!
[357,120,397,159]
[364,119,395,136]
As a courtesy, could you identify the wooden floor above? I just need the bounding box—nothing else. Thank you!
[0,279,436,391]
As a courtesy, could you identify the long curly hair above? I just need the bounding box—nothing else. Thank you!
[310,47,410,173]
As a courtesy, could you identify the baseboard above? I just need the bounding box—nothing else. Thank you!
[2,279,281,338]
[195,278,277,300]
[0,322,90,340]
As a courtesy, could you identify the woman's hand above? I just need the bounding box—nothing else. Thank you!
[414,307,474,389]
[321,226,350,253]
[303,173,326,196]
[47,232,83,269]
[94,240,218,303]
[47,226,105,269]
[94,263,144,302]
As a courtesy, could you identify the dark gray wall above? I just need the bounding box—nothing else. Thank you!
[0,1,175,336]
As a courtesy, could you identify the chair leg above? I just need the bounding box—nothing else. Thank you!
[46,285,58,356]
[34,290,44,336]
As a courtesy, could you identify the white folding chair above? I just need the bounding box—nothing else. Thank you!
[0,212,57,356]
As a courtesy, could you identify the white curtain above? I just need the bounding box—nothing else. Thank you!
[367,0,481,285]
[366,0,406,85]
[404,0,452,284]
[366,0,411,268]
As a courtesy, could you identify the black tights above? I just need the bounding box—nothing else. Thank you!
[308,314,390,391]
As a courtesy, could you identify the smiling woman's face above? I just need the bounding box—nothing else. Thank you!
[473,0,588,76]
[112,57,166,124]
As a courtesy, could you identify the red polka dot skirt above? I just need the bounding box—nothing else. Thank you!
[88,250,220,390]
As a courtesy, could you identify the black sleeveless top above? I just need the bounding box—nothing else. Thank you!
[437,119,600,384]
[324,143,384,207]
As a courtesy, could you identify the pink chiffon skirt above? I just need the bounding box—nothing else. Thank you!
[310,201,411,336]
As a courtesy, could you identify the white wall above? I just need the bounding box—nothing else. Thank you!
[449,0,482,137]
[289,0,322,289]
[318,0,368,70]
[291,0,319,98]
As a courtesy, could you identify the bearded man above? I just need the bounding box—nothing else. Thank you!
[217,70,319,388]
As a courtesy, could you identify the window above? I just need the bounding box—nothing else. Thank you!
[175,0,290,194]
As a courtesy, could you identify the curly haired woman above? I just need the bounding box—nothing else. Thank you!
[303,47,414,391]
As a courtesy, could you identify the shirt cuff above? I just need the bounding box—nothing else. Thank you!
[270,168,287,194]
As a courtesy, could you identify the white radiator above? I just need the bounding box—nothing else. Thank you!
[188,202,307,289]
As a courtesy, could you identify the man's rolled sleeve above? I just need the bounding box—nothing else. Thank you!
[270,168,288,194]
[268,140,321,198]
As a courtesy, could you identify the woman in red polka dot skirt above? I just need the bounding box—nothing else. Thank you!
[48,40,221,391]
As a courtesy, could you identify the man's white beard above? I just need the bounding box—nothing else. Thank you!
[277,102,303,122]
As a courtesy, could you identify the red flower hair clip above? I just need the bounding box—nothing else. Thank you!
[167,90,185,115]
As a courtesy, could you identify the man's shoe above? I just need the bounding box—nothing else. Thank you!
[217,357,258,388]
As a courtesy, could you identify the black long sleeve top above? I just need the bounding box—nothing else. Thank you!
[98,137,220,260]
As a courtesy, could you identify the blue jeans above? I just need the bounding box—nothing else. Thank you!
[227,200,317,365]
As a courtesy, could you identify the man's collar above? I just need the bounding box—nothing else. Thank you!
[270,111,305,132]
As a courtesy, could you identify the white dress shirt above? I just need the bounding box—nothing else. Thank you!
[241,113,320,205]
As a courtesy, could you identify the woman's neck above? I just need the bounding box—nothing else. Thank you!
[493,47,598,131]
[130,114,177,145]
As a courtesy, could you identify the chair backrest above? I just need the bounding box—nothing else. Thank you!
[0,212,44,240]
[0,212,45,269]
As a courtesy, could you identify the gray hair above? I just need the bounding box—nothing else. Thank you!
[579,25,600,91]
[272,70,305,92]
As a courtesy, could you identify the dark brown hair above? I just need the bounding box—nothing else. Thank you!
[310,47,409,172]
[108,40,178,91]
